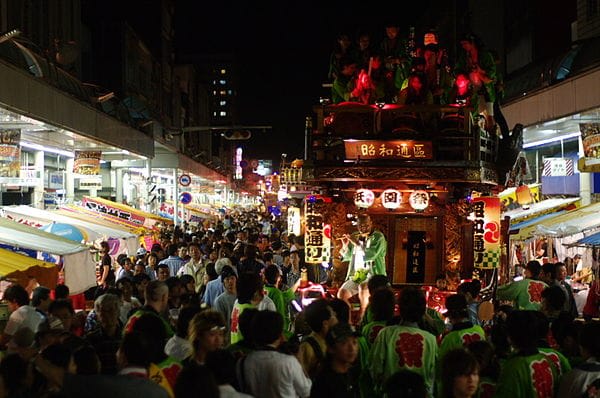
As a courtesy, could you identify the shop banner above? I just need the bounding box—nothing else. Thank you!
[287,206,301,236]
[304,196,331,264]
[472,197,501,269]
[406,231,426,283]
[82,197,146,228]
[0,129,21,177]
[74,151,101,175]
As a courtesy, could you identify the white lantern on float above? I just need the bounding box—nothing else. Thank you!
[381,189,402,210]
[354,189,375,208]
[409,190,429,211]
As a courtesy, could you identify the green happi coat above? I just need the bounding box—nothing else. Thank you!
[496,278,548,310]
[342,230,387,282]
[494,351,561,398]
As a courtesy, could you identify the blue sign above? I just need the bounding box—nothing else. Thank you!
[179,192,192,205]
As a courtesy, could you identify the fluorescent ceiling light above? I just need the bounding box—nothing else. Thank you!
[523,132,581,149]
[20,142,74,158]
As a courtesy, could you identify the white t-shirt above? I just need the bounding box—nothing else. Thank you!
[4,305,44,336]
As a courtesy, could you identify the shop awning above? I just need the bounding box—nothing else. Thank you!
[2,205,139,254]
[504,197,580,225]
[569,230,600,247]
[510,210,569,232]
[0,217,96,294]
[511,201,600,241]
[0,248,58,290]
[81,196,172,229]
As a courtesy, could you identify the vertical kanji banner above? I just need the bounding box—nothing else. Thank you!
[472,197,501,269]
[304,195,331,264]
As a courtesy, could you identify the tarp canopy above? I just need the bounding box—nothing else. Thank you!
[511,201,600,241]
[510,211,568,232]
[0,248,58,289]
[81,196,172,229]
[504,197,580,225]
[2,205,139,254]
[0,217,96,294]
[569,230,600,247]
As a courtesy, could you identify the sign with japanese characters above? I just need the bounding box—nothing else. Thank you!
[82,196,146,228]
[344,140,433,160]
[406,231,426,283]
[409,190,430,211]
[354,189,375,208]
[381,189,402,209]
[471,197,501,269]
[542,158,573,177]
[304,195,331,264]
[287,206,301,236]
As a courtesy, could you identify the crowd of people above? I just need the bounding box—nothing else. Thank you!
[327,23,507,136]
[0,207,598,398]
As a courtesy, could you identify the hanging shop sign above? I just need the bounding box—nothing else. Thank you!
[354,189,375,208]
[471,197,501,269]
[381,189,402,210]
[76,176,103,190]
[344,140,433,160]
[409,190,430,211]
[280,167,304,185]
[73,151,101,175]
[287,206,301,236]
[542,158,574,177]
[579,123,600,172]
[304,196,331,264]
[0,129,21,178]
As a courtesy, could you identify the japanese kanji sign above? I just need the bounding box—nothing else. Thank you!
[344,140,433,160]
[471,197,501,269]
[304,196,331,264]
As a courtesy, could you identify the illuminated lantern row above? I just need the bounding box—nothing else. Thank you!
[353,188,430,210]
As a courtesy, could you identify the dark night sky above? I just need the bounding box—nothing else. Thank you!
[175,1,433,164]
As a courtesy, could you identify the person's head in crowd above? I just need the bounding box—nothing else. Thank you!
[179,274,196,294]
[71,344,101,375]
[214,257,233,276]
[399,286,426,323]
[155,263,170,281]
[294,235,304,248]
[116,330,152,371]
[435,273,448,290]
[370,288,396,322]
[328,298,351,324]
[205,349,239,387]
[325,322,360,368]
[525,260,542,280]
[457,281,481,304]
[166,244,179,258]
[235,307,259,346]
[136,246,147,259]
[555,262,568,282]
[0,353,31,397]
[236,272,264,305]
[189,310,226,364]
[467,340,500,381]
[144,280,169,313]
[6,328,36,360]
[48,299,75,332]
[579,321,600,360]
[263,252,274,265]
[4,284,30,310]
[173,364,219,398]
[133,260,146,276]
[384,21,400,40]
[116,277,135,301]
[205,262,218,282]
[166,277,185,308]
[551,313,581,357]
[251,310,284,347]
[176,306,201,340]
[367,274,391,294]
[132,272,151,302]
[99,241,110,255]
[54,284,70,300]
[145,252,159,269]
[187,242,202,262]
[221,266,237,295]
[506,310,540,351]
[441,348,480,398]
[94,293,121,331]
[290,249,301,270]
[541,262,558,284]
[129,313,168,363]
[264,264,281,287]
[304,299,338,336]
[444,293,469,323]
[541,285,566,317]
[271,240,283,252]
[32,286,52,313]
[384,369,427,398]
[177,244,189,260]
[282,250,291,266]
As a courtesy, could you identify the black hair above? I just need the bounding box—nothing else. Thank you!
[54,284,70,300]
[119,331,152,367]
[304,299,334,333]
[264,264,280,285]
[205,349,238,385]
[31,286,51,307]
[236,273,263,304]
[541,285,566,312]
[173,364,219,398]
[130,313,168,362]
[41,343,72,369]
[251,310,283,346]
[72,345,101,375]
[328,298,351,324]
[176,306,202,338]
[166,244,178,257]
[370,288,396,322]
[441,348,479,398]
[506,310,541,351]
[367,274,391,293]
[49,298,74,315]
[542,263,558,280]
[399,287,426,323]
[526,260,542,278]
[467,340,500,380]
[384,369,427,398]
[4,284,29,306]
[238,307,259,344]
